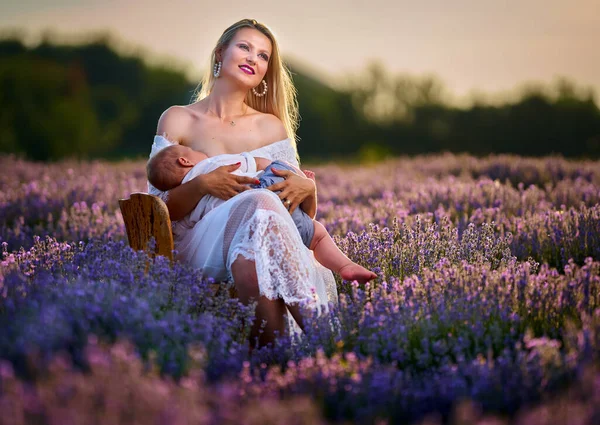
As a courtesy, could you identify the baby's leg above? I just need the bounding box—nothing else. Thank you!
[309,221,377,284]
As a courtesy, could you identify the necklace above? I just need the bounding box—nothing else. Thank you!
[206,103,248,127]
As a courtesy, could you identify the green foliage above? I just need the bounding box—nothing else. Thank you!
[0,56,100,159]
[0,36,194,160]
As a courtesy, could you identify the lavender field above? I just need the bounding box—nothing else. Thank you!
[1,153,600,424]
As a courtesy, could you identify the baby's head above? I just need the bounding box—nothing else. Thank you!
[147,144,207,191]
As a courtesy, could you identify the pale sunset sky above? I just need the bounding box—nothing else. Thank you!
[1,0,598,102]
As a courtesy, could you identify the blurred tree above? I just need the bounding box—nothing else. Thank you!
[289,63,368,159]
[0,56,100,159]
[0,35,194,160]
[347,62,600,158]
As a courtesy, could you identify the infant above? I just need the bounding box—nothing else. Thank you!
[147,144,377,284]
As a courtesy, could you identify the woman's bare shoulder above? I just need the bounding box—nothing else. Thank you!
[255,113,288,146]
[156,105,195,143]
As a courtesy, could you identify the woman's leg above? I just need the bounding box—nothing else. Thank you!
[176,189,318,348]
[231,254,287,349]
[224,190,318,347]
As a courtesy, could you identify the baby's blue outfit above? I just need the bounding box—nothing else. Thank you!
[253,160,315,247]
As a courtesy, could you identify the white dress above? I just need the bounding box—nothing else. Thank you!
[148,135,338,311]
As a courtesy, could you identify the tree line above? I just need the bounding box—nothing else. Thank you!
[1,34,598,161]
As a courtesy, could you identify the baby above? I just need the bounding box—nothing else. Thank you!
[147,144,377,284]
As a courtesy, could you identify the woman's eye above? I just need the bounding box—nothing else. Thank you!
[239,44,268,60]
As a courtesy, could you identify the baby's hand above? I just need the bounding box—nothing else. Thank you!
[303,169,316,181]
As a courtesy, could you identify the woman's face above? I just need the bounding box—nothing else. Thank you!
[219,27,272,88]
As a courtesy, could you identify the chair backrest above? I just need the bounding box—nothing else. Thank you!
[118,192,174,261]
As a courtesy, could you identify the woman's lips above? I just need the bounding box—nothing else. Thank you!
[239,65,255,75]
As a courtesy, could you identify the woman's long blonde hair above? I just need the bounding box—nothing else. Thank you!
[192,19,300,156]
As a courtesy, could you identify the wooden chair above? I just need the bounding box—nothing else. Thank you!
[119,192,174,261]
[119,192,235,297]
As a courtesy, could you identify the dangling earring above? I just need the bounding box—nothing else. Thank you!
[252,80,268,97]
[213,61,222,78]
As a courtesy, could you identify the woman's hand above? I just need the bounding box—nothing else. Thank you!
[266,167,317,216]
[200,162,260,200]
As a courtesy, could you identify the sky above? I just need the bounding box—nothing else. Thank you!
[1,0,598,102]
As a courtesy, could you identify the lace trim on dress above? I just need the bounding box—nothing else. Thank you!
[226,204,319,307]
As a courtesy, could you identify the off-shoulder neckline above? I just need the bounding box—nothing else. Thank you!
[153,134,291,154]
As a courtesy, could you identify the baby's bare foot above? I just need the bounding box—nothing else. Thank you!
[339,263,377,284]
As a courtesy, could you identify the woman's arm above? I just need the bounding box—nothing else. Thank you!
[256,159,316,218]
[256,114,318,218]
[267,168,317,219]
[164,176,209,221]
[299,180,317,219]
[165,163,258,221]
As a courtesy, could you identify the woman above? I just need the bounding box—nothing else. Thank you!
[148,18,338,348]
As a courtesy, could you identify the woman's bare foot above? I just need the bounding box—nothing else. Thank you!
[339,263,377,284]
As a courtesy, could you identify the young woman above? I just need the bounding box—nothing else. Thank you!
[148,18,339,349]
